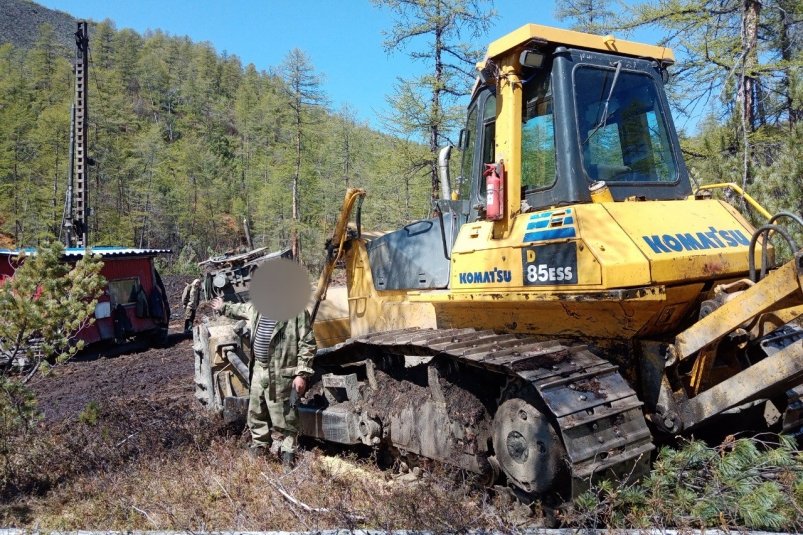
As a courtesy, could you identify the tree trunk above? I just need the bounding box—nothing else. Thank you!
[739,0,761,190]
[430,2,443,203]
[292,95,302,262]
[740,0,760,132]
[777,0,799,127]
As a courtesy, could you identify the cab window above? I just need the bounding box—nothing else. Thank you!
[575,66,677,183]
[478,94,496,198]
[459,105,478,200]
[521,69,556,192]
[108,277,140,306]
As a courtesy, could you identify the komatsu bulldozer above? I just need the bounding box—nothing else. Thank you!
[194,24,803,501]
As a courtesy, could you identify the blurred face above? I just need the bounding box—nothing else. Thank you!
[250,259,312,321]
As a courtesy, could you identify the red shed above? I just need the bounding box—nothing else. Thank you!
[0,247,171,346]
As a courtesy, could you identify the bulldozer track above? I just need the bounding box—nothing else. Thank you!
[323,327,654,493]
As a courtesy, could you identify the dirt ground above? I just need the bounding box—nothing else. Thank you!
[4,274,516,531]
[29,274,198,423]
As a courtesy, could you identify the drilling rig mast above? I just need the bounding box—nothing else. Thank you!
[64,21,89,248]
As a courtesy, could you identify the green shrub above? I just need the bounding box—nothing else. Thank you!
[570,435,803,531]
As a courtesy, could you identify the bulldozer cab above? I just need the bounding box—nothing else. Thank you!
[456,25,691,222]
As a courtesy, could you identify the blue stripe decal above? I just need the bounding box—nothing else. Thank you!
[526,219,551,230]
[528,208,572,221]
[563,216,574,225]
[528,211,551,221]
[523,227,576,242]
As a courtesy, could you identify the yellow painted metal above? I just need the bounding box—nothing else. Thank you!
[313,187,366,308]
[335,194,761,342]
[492,59,522,240]
[680,339,803,429]
[403,283,703,339]
[603,200,756,283]
[635,283,704,337]
[447,200,755,292]
[311,286,351,348]
[674,254,803,361]
[689,347,717,395]
[575,204,651,288]
[417,287,665,303]
[343,239,436,340]
[482,24,675,67]
[589,181,614,203]
[695,183,772,220]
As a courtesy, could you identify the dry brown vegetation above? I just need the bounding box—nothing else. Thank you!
[0,275,533,531]
[1,401,532,530]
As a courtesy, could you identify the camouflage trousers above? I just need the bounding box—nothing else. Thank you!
[248,362,299,454]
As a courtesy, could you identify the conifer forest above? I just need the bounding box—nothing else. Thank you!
[0,18,433,268]
[2,1,803,531]
[1,0,801,269]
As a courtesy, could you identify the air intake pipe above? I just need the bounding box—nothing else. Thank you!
[437,146,453,200]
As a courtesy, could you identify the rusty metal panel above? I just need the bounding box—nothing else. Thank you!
[680,339,803,429]
[674,255,803,361]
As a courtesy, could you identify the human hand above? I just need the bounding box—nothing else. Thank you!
[292,375,307,396]
[210,297,224,312]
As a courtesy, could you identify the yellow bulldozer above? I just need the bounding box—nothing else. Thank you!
[194,23,803,501]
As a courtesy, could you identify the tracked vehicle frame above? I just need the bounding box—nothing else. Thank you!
[194,23,803,502]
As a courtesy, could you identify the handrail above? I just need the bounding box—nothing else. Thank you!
[694,182,772,220]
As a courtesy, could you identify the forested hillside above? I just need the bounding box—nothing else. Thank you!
[2,0,801,271]
[0,18,431,268]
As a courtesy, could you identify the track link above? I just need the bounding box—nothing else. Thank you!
[320,327,654,496]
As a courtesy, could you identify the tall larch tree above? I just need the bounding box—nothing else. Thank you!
[554,0,615,33]
[373,0,496,202]
[279,48,327,261]
[620,0,802,186]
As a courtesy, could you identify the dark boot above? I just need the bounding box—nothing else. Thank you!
[281,450,296,473]
[247,444,268,459]
[184,318,192,334]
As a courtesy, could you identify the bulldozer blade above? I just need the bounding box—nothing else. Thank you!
[679,339,803,430]
[673,252,803,363]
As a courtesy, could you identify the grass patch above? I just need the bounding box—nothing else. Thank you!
[0,397,526,531]
[3,395,802,531]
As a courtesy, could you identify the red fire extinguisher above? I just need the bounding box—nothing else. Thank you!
[484,161,504,221]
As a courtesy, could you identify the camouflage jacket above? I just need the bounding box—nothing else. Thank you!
[181,279,201,310]
[221,301,316,400]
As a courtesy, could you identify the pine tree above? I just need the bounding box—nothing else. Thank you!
[0,241,105,369]
[278,48,327,261]
[620,0,803,215]
[373,0,496,202]
[555,0,615,33]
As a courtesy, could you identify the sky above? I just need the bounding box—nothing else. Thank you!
[32,0,568,129]
[32,1,675,132]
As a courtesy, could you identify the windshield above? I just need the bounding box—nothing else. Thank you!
[574,66,677,183]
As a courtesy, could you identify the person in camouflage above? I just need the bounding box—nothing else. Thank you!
[181,278,202,333]
[210,296,315,470]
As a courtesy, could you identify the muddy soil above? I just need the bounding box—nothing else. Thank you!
[29,275,199,423]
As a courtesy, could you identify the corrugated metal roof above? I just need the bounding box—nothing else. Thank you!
[0,247,172,258]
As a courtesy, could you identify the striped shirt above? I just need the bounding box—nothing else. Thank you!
[252,316,277,363]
